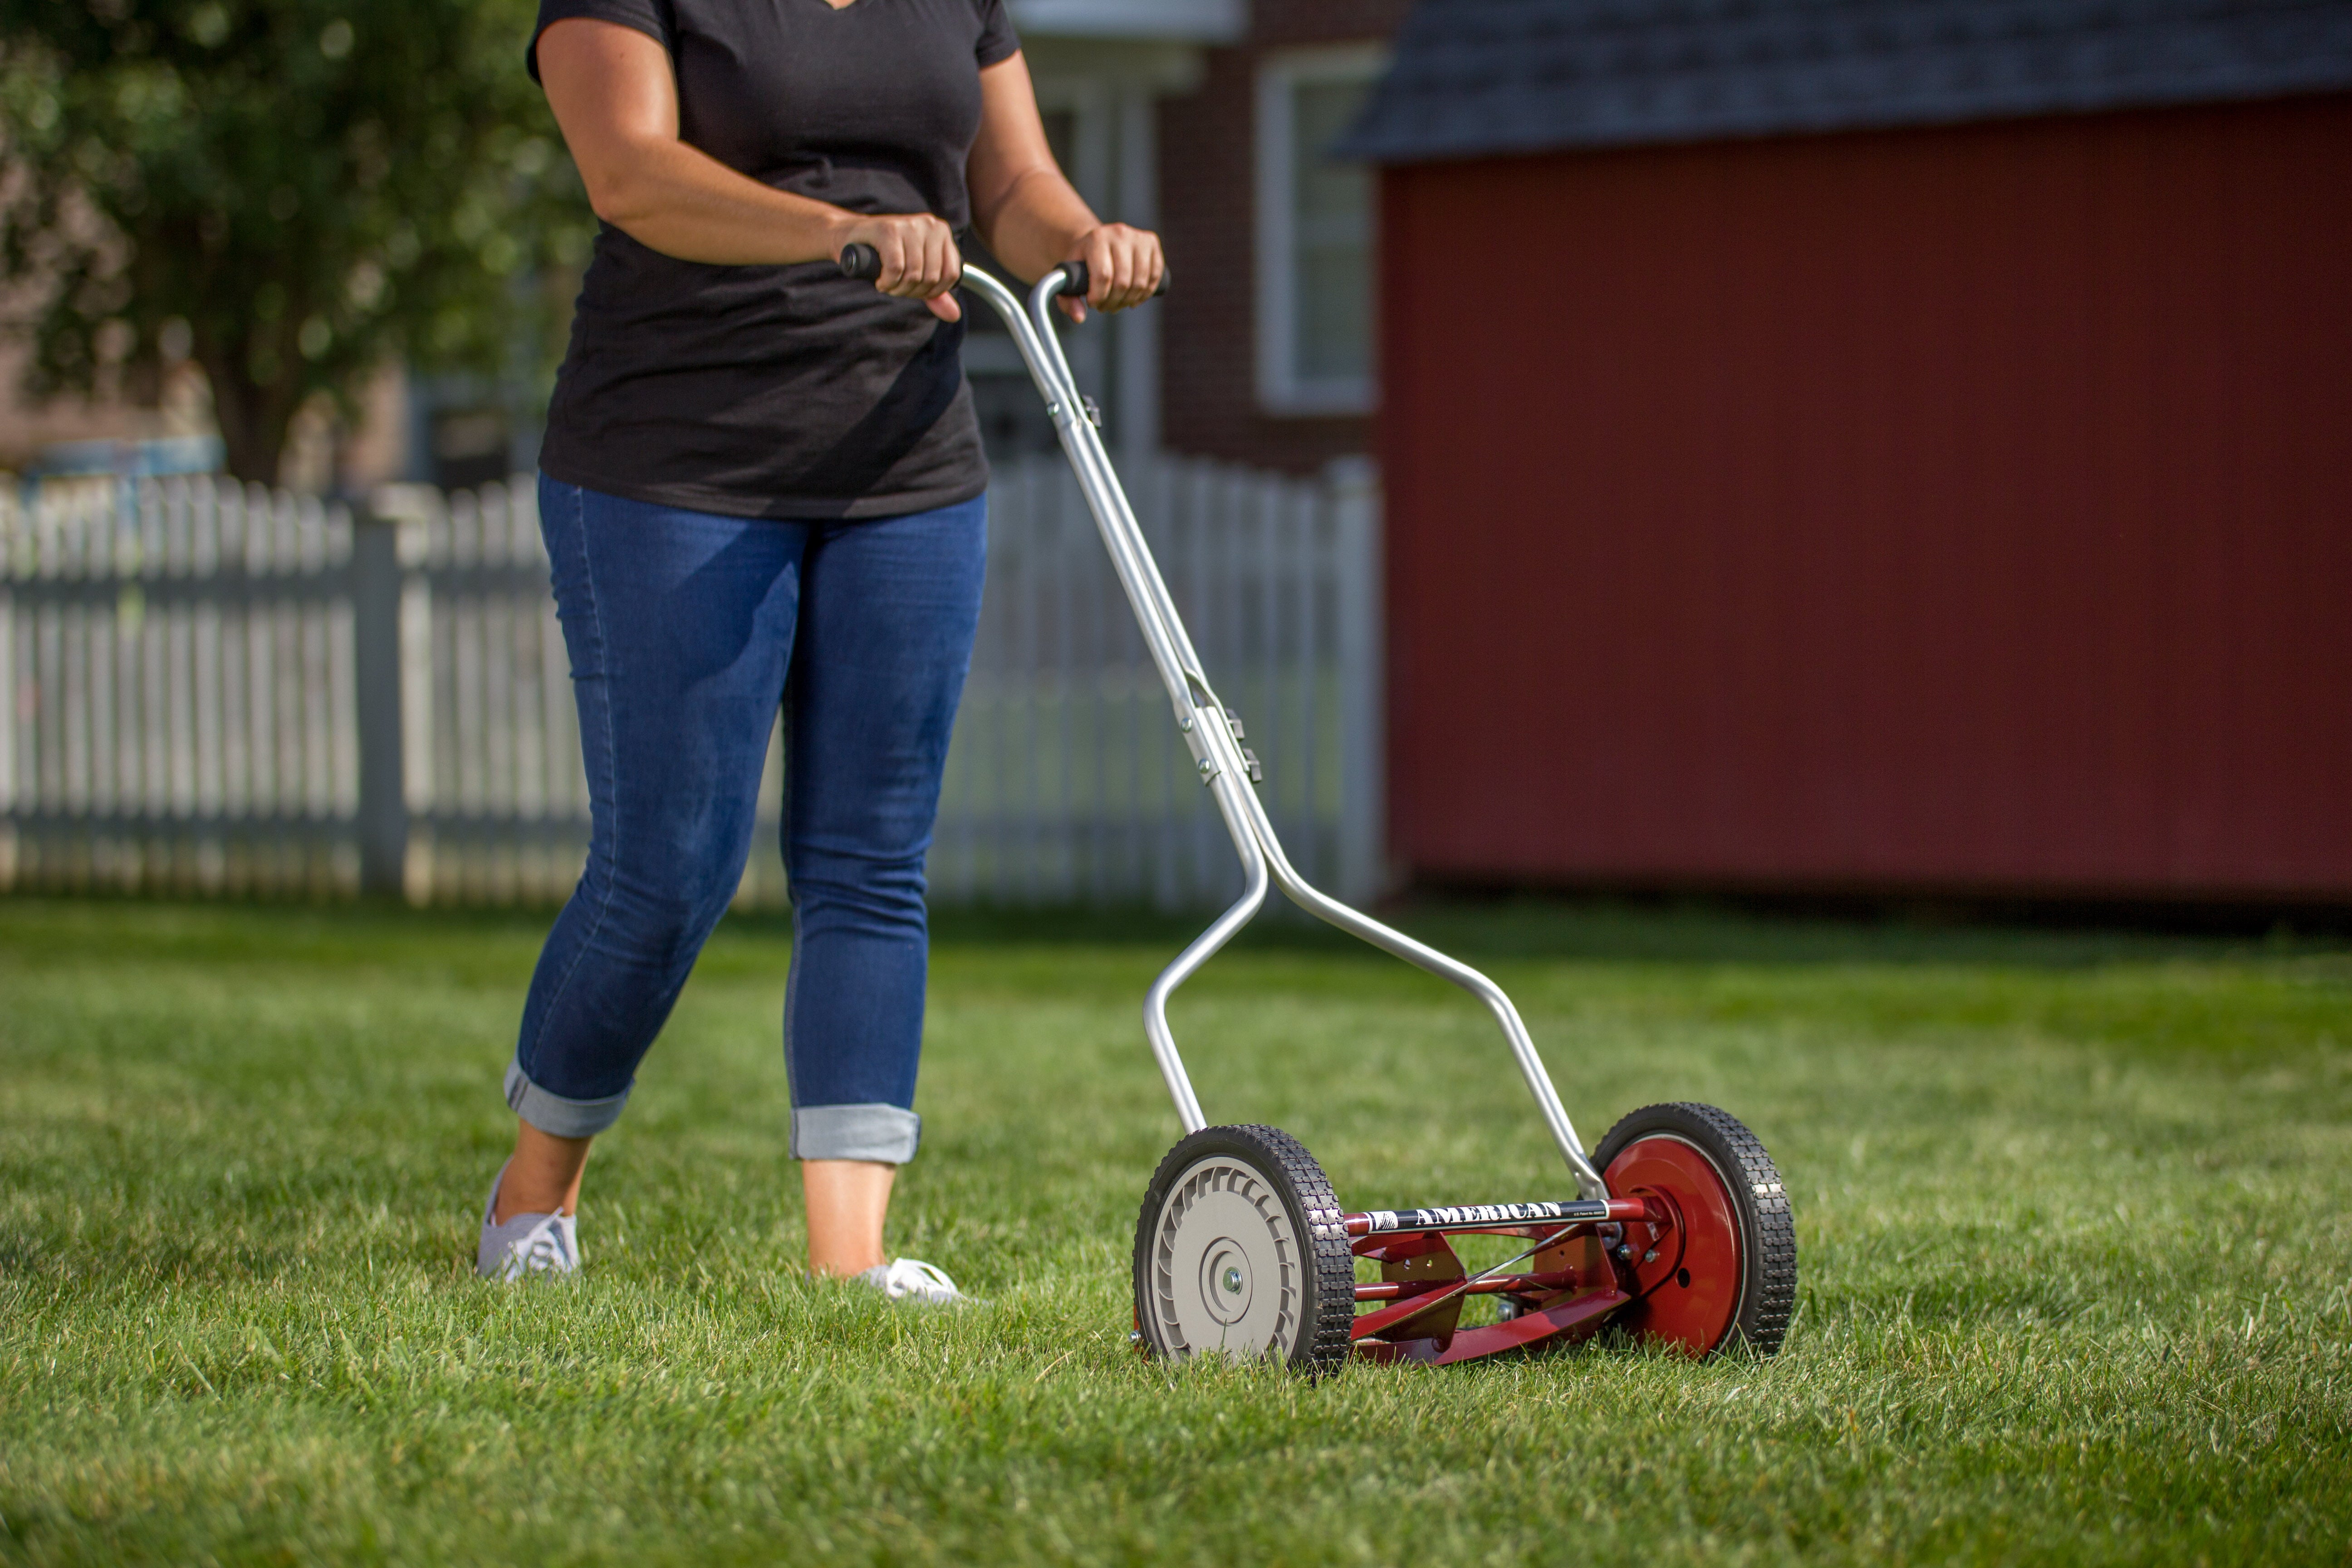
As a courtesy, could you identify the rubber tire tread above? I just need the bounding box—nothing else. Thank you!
[1593,1102,1797,1356]
[1132,1124,1356,1376]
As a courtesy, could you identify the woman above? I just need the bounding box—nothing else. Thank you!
[475,0,1165,1300]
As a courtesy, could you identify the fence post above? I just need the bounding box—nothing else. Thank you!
[352,498,407,897]
[1329,456,1387,906]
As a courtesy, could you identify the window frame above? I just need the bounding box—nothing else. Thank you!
[1254,43,1388,417]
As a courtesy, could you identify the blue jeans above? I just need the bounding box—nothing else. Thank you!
[505,476,986,1163]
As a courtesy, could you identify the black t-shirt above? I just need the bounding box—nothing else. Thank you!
[528,0,1020,519]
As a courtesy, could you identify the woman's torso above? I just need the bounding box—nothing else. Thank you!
[531,0,1019,519]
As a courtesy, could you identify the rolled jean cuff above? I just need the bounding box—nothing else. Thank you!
[791,1104,921,1164]
[505,1059,630,1139]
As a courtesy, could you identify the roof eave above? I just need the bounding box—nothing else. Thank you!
[1342,74,2352,165]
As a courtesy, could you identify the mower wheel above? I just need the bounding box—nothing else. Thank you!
[1593,1102,1796,1357]
[1132,1125,1355,1375]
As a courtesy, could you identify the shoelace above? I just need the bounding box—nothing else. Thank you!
[880,1257,963,1303]
[499,1215,577,1281]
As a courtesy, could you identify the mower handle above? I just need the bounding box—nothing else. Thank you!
[840,240,1601,1197]
[836,243,1167,301]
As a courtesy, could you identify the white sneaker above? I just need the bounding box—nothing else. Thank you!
[854,1257,981,1307]
[475,1162,579,1281]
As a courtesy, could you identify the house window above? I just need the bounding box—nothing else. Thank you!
[1256,46,1386,416]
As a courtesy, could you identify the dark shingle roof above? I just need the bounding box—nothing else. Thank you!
[1338,0,2352,162]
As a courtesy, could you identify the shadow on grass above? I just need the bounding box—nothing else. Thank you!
[922,894,2346,971]
[2,891,2343,975]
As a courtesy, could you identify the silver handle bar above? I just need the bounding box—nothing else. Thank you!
[949,260,1609,1200]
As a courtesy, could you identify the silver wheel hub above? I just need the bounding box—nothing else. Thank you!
[1144,1155,1302,1360]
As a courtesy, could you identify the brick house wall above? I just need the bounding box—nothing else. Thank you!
[1155,0,1411,474]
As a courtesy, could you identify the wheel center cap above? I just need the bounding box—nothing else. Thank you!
[1199,1240,1254,1324]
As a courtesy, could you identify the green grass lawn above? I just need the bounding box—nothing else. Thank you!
[2,896,2348,1565]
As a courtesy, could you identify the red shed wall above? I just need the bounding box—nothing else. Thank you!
[1381,97,2352,900]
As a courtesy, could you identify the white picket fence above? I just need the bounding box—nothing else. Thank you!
[0,457,1383,910]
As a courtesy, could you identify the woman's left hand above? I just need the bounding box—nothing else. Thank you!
[1059,224,1164,323]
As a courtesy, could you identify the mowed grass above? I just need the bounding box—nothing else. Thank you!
[1,897,2349,1566]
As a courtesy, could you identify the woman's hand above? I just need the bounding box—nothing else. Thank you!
[834,214,963,322]
[1058,223,1164,323]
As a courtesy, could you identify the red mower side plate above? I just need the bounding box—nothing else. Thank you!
[1600,1133,1744,1356]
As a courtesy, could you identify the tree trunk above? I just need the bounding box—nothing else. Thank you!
[199,350,302,485]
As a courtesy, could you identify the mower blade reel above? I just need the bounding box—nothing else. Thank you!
[1351,1229,1466,1349]
[1350,1285,1628,1366]
[1426,1286,1629,1365]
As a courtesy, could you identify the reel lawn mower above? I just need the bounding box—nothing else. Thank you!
[843,245,1797,1373]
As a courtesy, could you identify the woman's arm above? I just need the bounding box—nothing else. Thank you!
[534,17,964,320]
[967,52,1165,321]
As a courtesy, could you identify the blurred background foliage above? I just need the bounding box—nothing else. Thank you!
[0,0,592,481]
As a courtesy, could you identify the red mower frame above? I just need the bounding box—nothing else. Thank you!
[1343,1118,1769,1366]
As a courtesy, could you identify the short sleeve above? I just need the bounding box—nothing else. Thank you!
[526,0,675,83]
[973,0,1020,68]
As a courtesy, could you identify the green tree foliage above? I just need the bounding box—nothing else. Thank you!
[0,0,590,481]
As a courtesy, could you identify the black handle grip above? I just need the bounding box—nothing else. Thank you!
[1059,259,1170,301]
[838,241,883,280]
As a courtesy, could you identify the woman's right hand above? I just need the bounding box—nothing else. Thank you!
[836,214,963,322]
